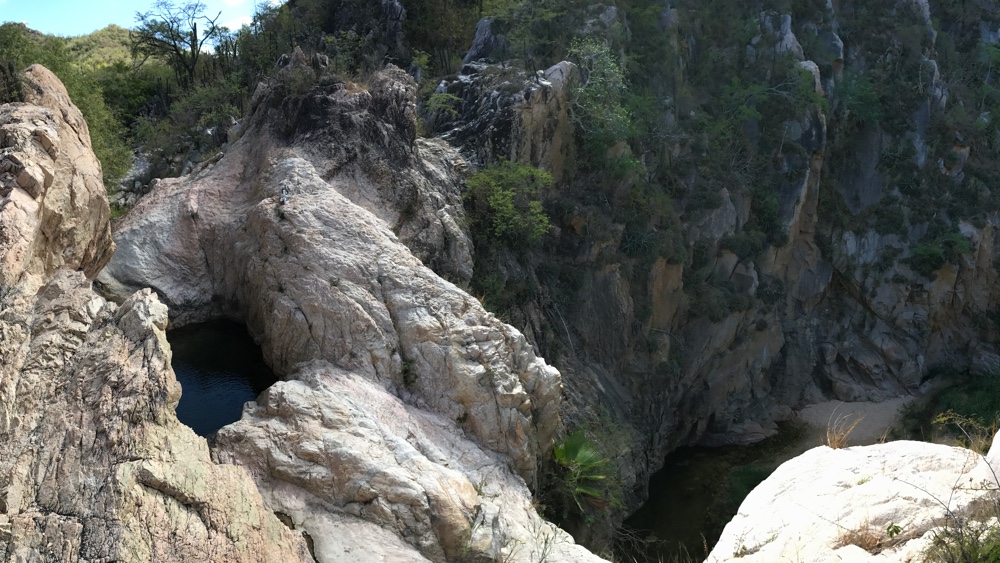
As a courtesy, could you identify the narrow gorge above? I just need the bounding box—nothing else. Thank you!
[4,0,1000,561]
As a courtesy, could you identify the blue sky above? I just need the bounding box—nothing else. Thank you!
[0,0,280,37]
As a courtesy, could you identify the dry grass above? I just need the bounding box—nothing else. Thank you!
[826,408,864,449]
[839,524,886,553]
[837,520,906,554]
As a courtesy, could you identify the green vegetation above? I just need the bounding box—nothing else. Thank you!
[552,431,609,514]
[927,522,1000,563]
[906,232,971,278]
[895,370,1000,453]
[466,160,552,246]
[131,1,223,87]
[568,36,631,156]
[0,23,132,187]
[545,412,632,529]
[66,25,132,70]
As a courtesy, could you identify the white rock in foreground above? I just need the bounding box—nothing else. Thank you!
[709,438,1000,562]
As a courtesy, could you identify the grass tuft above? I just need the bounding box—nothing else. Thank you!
[826,407,864,449]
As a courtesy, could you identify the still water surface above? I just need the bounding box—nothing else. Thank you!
[623,424,810,560]
[168,321,277,436]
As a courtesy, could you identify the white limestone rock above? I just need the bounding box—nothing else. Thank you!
[709,439,1000,562]
[101,59,599,562]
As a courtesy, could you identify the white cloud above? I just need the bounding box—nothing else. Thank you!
[222,0,246,6]
[223,15,252,30]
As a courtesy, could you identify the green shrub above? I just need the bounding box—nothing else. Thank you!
[552,431,609,513]
[927,521,1000,563]
[907,232,971,278]
[425,92,461,119]
[833,69,881,128]
[0,60,23,104]
[908,244,947,278]
[568,36,633,155]
[466,160,552,247]
[0,23,132,189]
[720,231,766,260]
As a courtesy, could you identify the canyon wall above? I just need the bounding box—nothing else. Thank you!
[426,0,1000,543]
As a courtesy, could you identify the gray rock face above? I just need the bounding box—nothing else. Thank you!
[432,61,578,184]
[464,18,509,63]
[100,58,602,563]
[0,65,313,562]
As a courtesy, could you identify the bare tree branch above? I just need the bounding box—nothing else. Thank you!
[130,0,222,87]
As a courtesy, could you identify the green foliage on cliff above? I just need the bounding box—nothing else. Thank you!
[466,161,553,246]
[568,37,632,155]
[544,412,631,531]
[552,431,609,513]
[906,232,971,278]
[0,23,132,188]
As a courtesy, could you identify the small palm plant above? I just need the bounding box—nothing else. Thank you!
[553,431,609,512]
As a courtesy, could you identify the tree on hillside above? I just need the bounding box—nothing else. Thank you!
[130,1,222,87]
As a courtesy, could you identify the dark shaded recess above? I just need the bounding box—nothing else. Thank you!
[168,320,278,437]
[621,424,806,560]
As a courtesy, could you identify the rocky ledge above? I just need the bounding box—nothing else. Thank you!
[0,65,312,561]
[709,437,1000,562]
[97,50,602,562]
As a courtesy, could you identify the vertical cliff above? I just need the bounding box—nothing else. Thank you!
[423,0,1000,546]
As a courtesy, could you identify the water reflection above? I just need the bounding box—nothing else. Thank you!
[168,321,277,436]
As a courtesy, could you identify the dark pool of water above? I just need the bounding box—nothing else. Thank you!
[168,321,277,436]
[622,424,810,560]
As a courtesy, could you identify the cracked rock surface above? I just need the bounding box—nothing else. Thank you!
[0,65,312,561]
[100,52,602,562]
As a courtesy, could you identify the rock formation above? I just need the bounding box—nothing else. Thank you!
[429,5,1000,546]
[708,438,1000,562]
[431,60,576,184]
[99,51,602,562]
[0,65,313,562]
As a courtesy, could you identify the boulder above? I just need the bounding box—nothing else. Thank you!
[709,439,1000,562]
[464,17,509,63]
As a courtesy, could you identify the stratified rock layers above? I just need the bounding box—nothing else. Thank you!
[0,66,312,562]
[100,54,602,562]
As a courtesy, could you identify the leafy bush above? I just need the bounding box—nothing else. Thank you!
[832,70,881,128]
[425,92,462,119]
[935,376,1000,431]
[568,36,633,155]
[0,60,23,104]
[907,232,971,278]
[466,160,553,247]
[720,232,767,260]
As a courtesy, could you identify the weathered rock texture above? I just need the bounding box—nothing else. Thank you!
[99,52,602,563]
[431,60,577,184]
[709,438,1000,562]
[0,65,312,562]
[434,4,1000,544]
